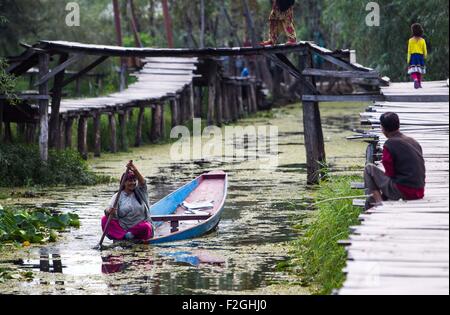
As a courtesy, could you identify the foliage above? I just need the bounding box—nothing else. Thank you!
[288,176,364,295]
[0,58,18,104]
[321,0,449,81]
[0,205,80,244]
[0,144,110,187]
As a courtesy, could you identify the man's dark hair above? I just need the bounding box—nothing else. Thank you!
[411,23,424,37]
[380,112,400,132]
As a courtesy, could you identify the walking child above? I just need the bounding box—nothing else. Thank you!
[260,0,297,46]
[407,23,428,89]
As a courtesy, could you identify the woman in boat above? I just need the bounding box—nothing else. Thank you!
[102,161,154,241]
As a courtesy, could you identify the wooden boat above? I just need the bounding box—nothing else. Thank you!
[147,171,228,244]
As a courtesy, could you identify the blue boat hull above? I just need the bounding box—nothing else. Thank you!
[147,171,228,244]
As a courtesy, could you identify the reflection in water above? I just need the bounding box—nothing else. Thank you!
[0,104,367,295]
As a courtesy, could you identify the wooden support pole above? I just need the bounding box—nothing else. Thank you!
[108,113,118,153]
[194,87,202,117]
[58,119,66,150]
[222,82,231,123]
[77,115,88,160]
[3,122,12,143]
[160,103,166,140]
[215,76,223,126]
[26,123,37,145]
[118,111,128,151]
[230,83,238,122]
[189,83,195,120]
[38,53,50,162]
[301,52,326,185]
[93,113,102,157]
[237,84,244,118]
[170,98,179,128]
[65,117,74,149]
[49,54,68,149]
[135,105,145,147]
[179,90,186,124]
[207,77,216,126]
[151,104,162,143]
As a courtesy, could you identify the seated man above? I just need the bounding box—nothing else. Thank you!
[365,112,426,209]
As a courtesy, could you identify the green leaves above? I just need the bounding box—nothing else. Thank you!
[0,206,80,244]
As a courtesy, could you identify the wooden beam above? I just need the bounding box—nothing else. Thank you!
[34,54,83,87]
[302,68,380,79]
[303,94,386,102]
[54,56,109,91]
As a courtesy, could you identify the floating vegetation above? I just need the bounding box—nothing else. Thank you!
[0,205,80,244]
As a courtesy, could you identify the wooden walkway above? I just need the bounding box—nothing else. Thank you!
[339,80,449,295]
[58,57,199,116]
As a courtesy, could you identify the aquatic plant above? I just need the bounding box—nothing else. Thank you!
[0,205,80,244]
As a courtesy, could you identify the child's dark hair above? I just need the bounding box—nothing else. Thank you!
[411,23,424,37]
[380,112,400,132]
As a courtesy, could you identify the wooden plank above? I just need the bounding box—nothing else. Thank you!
[302,68,380,79]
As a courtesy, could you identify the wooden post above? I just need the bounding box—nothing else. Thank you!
[93,112,102,157]
[230,83,238,122]
[222,82,231,123]
[151,104,162,143]
[108,113,118,153]
[189,83,195,120]
[38,53,50,162]
[237,84,244,118]
[160,103,166,139]
[135,105,145,147]
[26,123,37,145]
[301,51,326,185]
[58,119,66,150]
[118,111,128,151]
[207,76,216,126]
[77,115,88,160]
[49,54,68,149]
[65,117,74,149]
[3,122,12,143]
[215,76,223,126]
[179,90,186,124]
[195,86,203,117]
[170,98,179,128]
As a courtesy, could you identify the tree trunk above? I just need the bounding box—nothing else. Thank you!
[200,0,205,48]
[113,0,126,91]
[161,0,174,48]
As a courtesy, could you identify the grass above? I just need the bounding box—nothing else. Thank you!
[284,175,365,295]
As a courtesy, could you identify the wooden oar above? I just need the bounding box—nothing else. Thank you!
[95,162,132,250]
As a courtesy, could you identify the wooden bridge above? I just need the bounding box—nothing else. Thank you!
[339,80,449,295]
[2,40,389,184]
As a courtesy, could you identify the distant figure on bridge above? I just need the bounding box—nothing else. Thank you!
[408,23,428,89]
[260,0,297,47]
[364,112,426,209]
[241,67,250,77]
